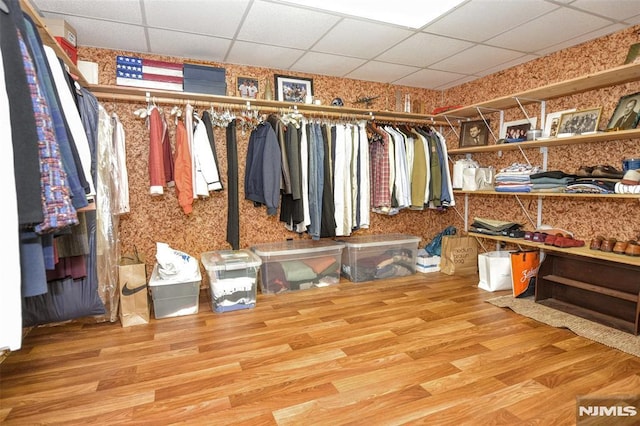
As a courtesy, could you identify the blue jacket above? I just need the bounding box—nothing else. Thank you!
[245,123,282,215]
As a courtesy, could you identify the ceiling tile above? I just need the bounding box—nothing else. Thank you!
[571,0,640,21]
[486,8,613,52]
[34,0,143,24]
[345,61,419,83]
[44,14,149,53]
[226,41,303,70]
[475,54,539,77]
[144,0,249,38]
[535,23,628,56]
[313,18,413,58]
[237,0,340,49]
[393,69,469,90]
[423,0,559,42]
[290,52,366,77]
[430,45,526,75]
[148,29,231,62]
[376,33,473,67]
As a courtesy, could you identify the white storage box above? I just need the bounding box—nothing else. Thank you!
[201,249,262,313]
[148,264,201,319]
[251,240,345,294]
[478,251,513,292]
[416,249,440,273]
[340,234,421,282]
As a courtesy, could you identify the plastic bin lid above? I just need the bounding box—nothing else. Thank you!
[149,263,202,286]
[339,233,421,248]
[201,249,262,271]
[251,239,345,256]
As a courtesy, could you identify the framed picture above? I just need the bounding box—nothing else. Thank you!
[499,118,537,142]
[237,76,258,99]
[460,119,490,147]
[275,74,313,103]
[557,107,602,137]
[605,92,640,131]
[543,108,576,138]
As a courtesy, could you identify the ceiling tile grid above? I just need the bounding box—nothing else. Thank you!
[32,0,640,90]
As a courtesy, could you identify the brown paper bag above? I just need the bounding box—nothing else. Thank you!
[440,235,478,275]
[118,251,149,327]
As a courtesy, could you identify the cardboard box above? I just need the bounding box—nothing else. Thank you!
[55,36,77,65]
[43,18,77,46]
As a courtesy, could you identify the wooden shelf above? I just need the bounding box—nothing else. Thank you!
[468,232,640,267]
[455,190,640,199]
[542,274,638,302]
[536,298,637,334]
[89,84,446,125]
[437,62,640,119]
[20,0,89,87]
[448,128,640,155]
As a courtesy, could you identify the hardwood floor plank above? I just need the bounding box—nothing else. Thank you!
[2,273,639,424]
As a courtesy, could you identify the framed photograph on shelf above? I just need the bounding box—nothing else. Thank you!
[557,107,602,137]
[275,74,313,103]
[460,119,490,147]
[499,118,537,142]
[543,108,576,138]
[237,76,258,99]
[605,92,640,131]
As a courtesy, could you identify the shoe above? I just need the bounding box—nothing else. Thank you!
[524,231,534,241]
[612,240,629,254]
[599,238,617,252]
[544,234,559,245]
[553,236,585,248]
[576,166,594,177]
[589,235,604,250]
[508,229,526,238]
[532,232,548,243]
[591,165,624,179]
[625,240,640,256]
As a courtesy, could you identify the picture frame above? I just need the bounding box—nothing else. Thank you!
[605,91,640,131]
[237,76,258,99]
[543,108,576,138]
[460,119,490,147]
[557,107,602,137]
[499,117,537,142]
[275,74,313,103]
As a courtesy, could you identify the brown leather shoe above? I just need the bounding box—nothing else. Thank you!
[625,241,640,256]
[599,238,617,252]
[589,236,604,250]
[613,240,629,254]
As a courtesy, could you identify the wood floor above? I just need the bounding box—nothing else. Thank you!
[2,272,640,425]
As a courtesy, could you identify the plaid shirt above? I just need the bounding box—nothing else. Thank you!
[369,131,391,208]
[18,31,77,233]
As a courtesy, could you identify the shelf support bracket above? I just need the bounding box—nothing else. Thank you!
[443,115,460,139]
[475,107,499,143]
[513,96,546,130]
[514,195,537,229]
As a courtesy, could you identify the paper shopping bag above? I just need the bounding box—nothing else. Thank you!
[440,235,478,275]
[510,250,541,298]
[118,251,149,327]
[478,251,513,291]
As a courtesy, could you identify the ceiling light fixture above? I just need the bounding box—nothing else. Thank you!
[279,0,465,29]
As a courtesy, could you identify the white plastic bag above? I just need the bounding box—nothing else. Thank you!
[155,242,199,282]
[478,251,513,292]
[453,158,479,189]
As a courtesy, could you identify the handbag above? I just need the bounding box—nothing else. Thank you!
[510,250,542,298]
[440,235,478,275]
[478,251,513,291]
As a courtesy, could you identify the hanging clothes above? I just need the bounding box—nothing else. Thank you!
[226,119,239,249]
[193,115,222,196]
[148,107,166,195]
[245,122,281,215]
[174,118,193,214]
[111,113,130,214]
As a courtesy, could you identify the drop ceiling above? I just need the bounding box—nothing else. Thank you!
[31,0,640,90]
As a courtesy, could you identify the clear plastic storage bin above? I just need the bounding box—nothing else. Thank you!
[251,240,345,294]
[148,264,201,319]
[201,249,262,313]
[340,234,421,282]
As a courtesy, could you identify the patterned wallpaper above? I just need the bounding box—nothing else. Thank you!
[79,24,640,274]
